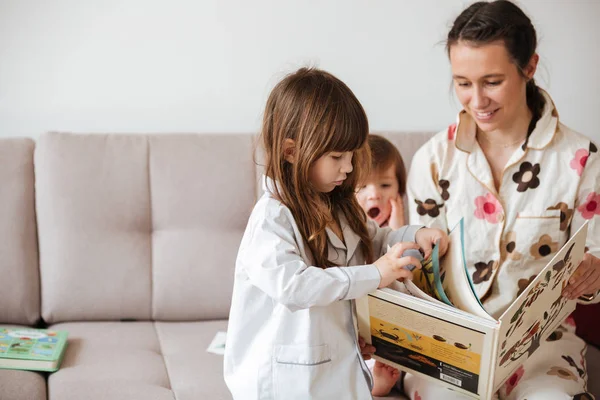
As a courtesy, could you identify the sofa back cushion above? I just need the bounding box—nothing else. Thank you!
[0,138,40,325]
[35,133,255,323]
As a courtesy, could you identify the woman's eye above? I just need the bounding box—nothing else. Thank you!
[487,81,502,86]
[381,184,391,188]
[457,82,470,87]
[330,154,342,160]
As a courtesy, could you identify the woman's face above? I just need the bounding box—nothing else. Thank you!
[449,40,535,134]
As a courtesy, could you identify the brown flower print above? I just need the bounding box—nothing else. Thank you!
[512,162,541,192]
[472,261,496,284]
[547,202,573,232]
[438,180,450,201]
[590,141,598,154]
[415,199,443,218]
[530,234,559,260]
[547,366,578,381]
[500,231,523,261]
[517,275,537,297]
[546,330,563,342]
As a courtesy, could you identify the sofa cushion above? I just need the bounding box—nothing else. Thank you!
[35,133,153,323]
[47,320,229,400]
[0,369,46,400]
[148,135,255,321]
[36,133,255,323]
[0,138,40,325]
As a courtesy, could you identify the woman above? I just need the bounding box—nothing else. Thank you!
[406,1,599,399]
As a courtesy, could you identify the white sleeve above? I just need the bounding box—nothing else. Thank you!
[407,141,449,232]
[239,208,382,312]
[368,219,422,258]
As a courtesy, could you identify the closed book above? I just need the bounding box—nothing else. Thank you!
[0,327,68,372]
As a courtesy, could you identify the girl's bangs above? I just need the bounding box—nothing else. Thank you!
[322,102,369,154]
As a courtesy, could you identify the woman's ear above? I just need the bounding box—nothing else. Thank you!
[283,138,296,164]
[525,53,539,80]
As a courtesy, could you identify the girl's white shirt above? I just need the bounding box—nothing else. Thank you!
[224,176,422,399]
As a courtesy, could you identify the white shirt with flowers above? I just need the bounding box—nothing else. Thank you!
[407,91,600,319]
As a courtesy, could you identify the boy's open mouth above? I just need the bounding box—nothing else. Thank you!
[367,207,380,219]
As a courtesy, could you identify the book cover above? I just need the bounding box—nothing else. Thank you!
[0,327,68,372]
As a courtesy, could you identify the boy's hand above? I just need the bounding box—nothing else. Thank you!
[415,228,449,259]
[388,195,406,230]
[358,335,376,360]
[562,253,600,300]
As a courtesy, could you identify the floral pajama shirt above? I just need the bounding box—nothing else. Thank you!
[404,90,599,400]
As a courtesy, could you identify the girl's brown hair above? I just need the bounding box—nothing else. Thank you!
[261,67,373,266]
[368,135,407,196]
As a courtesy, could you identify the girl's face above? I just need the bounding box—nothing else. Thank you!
[356,164,399,227]
[309,151,354,193]
[450,40,534,134]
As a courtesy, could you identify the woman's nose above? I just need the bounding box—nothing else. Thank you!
[472,87,489,109]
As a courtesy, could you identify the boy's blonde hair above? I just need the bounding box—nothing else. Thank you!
[261,67,373,267]
[368,135,407,195]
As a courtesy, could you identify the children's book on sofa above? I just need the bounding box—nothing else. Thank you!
[0,327,68,372]
[357,219,589,399]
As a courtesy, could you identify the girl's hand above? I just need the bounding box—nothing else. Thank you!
[415,228,449,259]
[388,195,406,230]
[375,242,422,288]
[562,253,600,300]
[358,336,375,360]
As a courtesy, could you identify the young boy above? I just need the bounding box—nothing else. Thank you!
[356,134,407,229]
[356,134,408,396]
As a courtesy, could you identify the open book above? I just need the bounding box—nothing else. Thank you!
[357,220,589,399]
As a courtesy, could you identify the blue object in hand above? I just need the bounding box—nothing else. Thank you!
[401,248,424,271]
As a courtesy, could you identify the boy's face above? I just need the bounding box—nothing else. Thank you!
[356,164,399,226]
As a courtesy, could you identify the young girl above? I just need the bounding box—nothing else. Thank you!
[357,134,408,229]
[224,67,448,399]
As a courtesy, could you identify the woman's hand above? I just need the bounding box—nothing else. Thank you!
[562,253,600,300]
[387,195,406,230]
[415,227,449,259]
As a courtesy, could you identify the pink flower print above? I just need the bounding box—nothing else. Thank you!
[474,193,503,223]
[578,192,600,220]
[447,123,457,141]
[414,391,422,400]
[565,315,577,327]
[504,365,525,396]
[570,149,589,176]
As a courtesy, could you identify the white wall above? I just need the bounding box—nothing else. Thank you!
[0,0,598,142]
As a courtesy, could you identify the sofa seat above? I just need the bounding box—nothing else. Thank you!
[47,320,229,400]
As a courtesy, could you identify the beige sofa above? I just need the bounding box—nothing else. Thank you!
[0,132,597,400]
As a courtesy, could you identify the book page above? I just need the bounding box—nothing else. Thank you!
[357,289,498,398]
[442,219,494,321]
[493,222,589,390]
